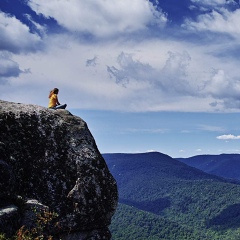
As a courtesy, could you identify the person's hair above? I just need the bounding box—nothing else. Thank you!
[49,88,59,98]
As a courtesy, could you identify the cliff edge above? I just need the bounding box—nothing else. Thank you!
[0,100,118,239]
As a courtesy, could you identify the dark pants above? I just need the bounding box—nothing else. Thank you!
[50,104,67,110]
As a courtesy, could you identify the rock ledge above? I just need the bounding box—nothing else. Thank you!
[0,100,118,239]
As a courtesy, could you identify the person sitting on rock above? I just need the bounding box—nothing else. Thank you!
[48,88,67,109]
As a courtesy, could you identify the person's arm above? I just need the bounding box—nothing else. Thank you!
[56,95,61,105]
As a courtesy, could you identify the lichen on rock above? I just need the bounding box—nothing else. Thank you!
[0,100,118,239]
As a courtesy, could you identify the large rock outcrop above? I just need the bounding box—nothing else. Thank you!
[0,100,118,239]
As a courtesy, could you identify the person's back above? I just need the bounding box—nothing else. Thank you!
[48,93,58,108]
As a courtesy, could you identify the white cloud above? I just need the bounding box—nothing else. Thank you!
[217,134,240,140]
[203,68,240,98]
[0,52,20,77]
[107,52,155,87]
[160,51,194,95]
[108,50,196,95]
[183,8,240,39]
[2,33,239,112]
[191,0,227,7]
[2,1,240,113]
[106,49,240,111]
[0,52,30,84]
[24,14,47,37]
[27,0,167,37]
[0,12,42,53]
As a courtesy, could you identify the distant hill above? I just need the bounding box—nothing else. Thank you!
[176,154,240,180]
[103,152,240,240]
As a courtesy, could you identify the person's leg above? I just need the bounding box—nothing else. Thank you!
[55,104,67,109]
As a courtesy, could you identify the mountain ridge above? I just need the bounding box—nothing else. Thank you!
[176,153,240,180]
[103,151,240,239]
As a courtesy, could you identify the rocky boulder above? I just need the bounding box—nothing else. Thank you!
[0,100,118,239]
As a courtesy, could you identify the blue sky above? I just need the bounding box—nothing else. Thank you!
[1,0,240,157]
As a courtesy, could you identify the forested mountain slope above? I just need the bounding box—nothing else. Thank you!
[103,152,240,239]
[176,154,240,180]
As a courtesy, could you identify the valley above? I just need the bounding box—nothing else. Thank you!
[104,152,240,239]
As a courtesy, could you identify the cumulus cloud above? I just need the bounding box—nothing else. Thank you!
[107,52,155,87]
[108,51,198,96]
[24,13,47,37]
[0,12,42,53]
[160,51,193,95]
[105,48,240,111]
[217,134,240,140]
[27,0,167,37]
[203,69,240,98]
[191,0,228,7]
[0,11,36,84]
[189,0,238,13]
[183,7,240,39]
[2,0,240,113]
[198,68,240,110]
[0,52,29,84]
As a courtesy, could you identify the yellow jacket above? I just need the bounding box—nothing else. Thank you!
[48,94,58,108]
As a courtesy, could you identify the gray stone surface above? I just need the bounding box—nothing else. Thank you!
[0,205,20,236]
[0,100,118,239]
